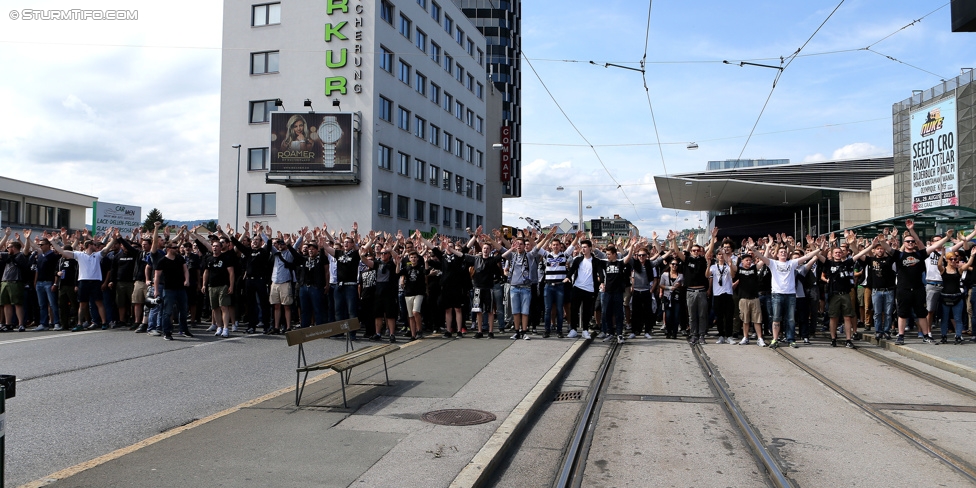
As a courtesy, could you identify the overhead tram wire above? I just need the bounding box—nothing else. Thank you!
[640,0,679,220]
[711,0,846,207]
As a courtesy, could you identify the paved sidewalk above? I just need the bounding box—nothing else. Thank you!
[865,333,976,382]
[35,335,581,488]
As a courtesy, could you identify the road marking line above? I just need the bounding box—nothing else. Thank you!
[0,331,99,345]
[20,337,424,488]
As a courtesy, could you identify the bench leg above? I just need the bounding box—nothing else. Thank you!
[383,355,390,386]
[340,370,348,409]
[296,370,309,406]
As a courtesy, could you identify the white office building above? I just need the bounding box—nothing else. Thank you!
[218,0,503,237]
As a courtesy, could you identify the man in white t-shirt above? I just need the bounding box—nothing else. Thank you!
[51,228,118,331]
[755,238,819,349]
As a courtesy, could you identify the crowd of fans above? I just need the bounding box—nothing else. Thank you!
[1,219,974,348]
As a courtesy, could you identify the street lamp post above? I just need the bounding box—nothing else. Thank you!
[232,144,242,230]
[556,186,583,232]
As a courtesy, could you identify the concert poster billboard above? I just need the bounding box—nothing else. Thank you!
[910,97,958,211]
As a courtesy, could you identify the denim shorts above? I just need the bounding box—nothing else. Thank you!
[509,285,532,315]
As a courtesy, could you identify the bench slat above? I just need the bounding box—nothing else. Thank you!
[296,344,399,373]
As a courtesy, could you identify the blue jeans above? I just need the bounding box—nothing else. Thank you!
[941,299,965,338]
[759,294,772,335]
[771,293,797,341]
[872,289,894,334]
[299,285,326,327]
[161,288,188,335]
[664,295,681,336]
[335,284,358,320]
[492,283,506,330]
[543,283,565,333]
[601,290,624,335]
[36,281,60,325]
[510,285,532,315]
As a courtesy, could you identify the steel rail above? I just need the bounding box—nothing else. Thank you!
[555,342,619,488]
[692,345,796,488]
[857,347,976,400]
[776,348,976,484]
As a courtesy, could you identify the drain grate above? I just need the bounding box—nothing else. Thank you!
[554,390,583,402]
[421,409,497,426]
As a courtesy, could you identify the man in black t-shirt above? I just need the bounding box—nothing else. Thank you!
[821,247,857,348]
[855,237,897,340]
[202,243,236,338]
[733,252,763,345]
[892,220,951,345]
[153,242,190,341]
[601,246,631,342]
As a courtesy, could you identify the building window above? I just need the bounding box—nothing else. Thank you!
[429,204,439,225]
[475,150,484,168]
[399,14,411,40]
[24,203,56,227]
[444,15,452,35]
[476,82,483,100]
[249,100,277,123]
[414,115,426,139]
[429,165,439,186]
[398,60,411,84]
[380,46,393,73]
[252,3,280,26]
[397,106,410,131]
[475,116,483,134]
[454,138,463,158]
[415,159,426,181]
[454,209,463,229]
[477,48,484,66]
[466,73,474,91]
[378,191,391,216]
[455,174,463,194]
[379,96,392,122]
[454,100,463,120]
[247,193,276,216]
[417,0,427,9]
[429,83,440,104]
[443,206,452,227]
[416,29,427,52]
[248,147,269,171]
[466,212,473,229]
[378,144,392,170]
[476,184,483,201]
[414,200,425,221]
[250,51,279,74]
[430,42,440,64]
[443,92,452,112]
[428,124,439,146]
[57,208,70,228]
[398,152,410,175]
[466,108,474,126]
[454,62,463,82]
[476,215,483,228]
[0,199,20,224]
[466,38,474,56]
[465,179,473,198]
[464,144,473,163]
[397,195,410,219]
[431,2,440,22]
[442,170,452,190]
[443,132,452,152]
[380,1,394,25]
[415,72,427,96]
[443,54,453,73]
[455,27,464,45]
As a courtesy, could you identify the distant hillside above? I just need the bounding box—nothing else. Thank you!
[168,219,215,228]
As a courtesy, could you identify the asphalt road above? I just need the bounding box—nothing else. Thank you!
[0,326,352,488]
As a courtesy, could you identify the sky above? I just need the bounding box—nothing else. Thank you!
[0,0,973,236]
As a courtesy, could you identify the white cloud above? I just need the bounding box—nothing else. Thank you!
[831,142,889,160]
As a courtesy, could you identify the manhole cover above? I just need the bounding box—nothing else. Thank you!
[421,409,497,426]
[554,390,583,402]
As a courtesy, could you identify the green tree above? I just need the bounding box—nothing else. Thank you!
[203,220,218,232]
[143,208,166,231]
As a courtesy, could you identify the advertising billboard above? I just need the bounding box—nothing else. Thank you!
[910,96,958,211]
[91,201,141,235]
[269,112,353,173]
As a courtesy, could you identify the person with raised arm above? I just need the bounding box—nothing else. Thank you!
[673,228,716,345]
[0,228,30,331]
[753,233,820,349]
[891,220,952,345]
[50,227,118,331]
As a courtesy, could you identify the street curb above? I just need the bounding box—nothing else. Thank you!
[866,336,976,383]
[449,339,589,488]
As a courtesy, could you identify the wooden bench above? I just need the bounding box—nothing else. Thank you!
[285,318,400,408]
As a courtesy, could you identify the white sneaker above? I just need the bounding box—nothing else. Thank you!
[33,324,49,331]
[523,334,531,341]
[738,337,749,345]
[644,333,652,339]
[715,336,726,344]
[215,327,223,337]
[53,325,64,331]
[207,324,217,332]
[567,329,579,338]
[601,334,611,342]
[511,332,520,340]
[231,323,238,332]
[757,338,767,347]
[221,329,230,338]
[627,333,636,339]
[597,332,607,339]
[582,330,592,340]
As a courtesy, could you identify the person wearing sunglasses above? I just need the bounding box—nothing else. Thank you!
[892,219,951,345]
[936,250,976,344]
